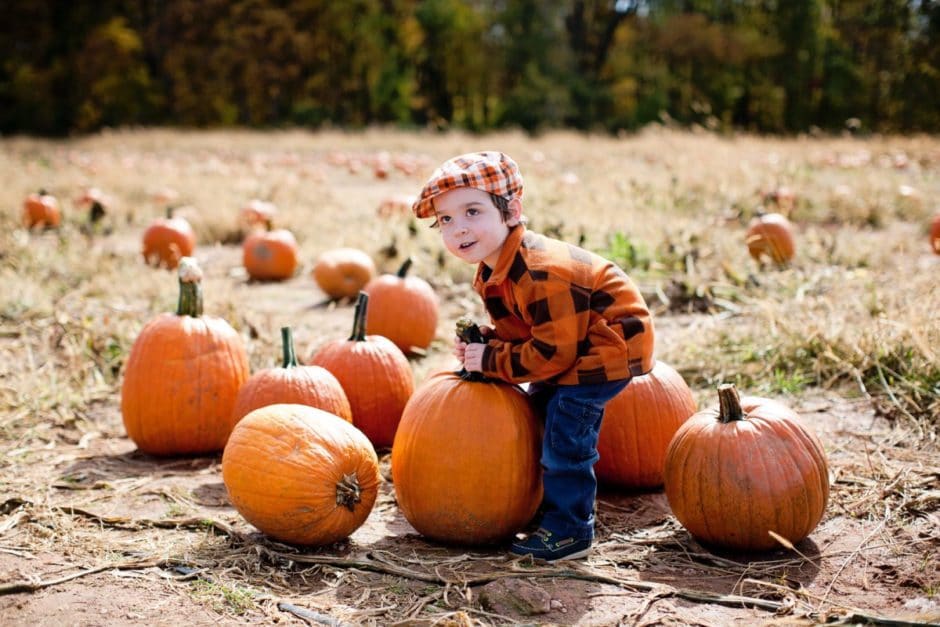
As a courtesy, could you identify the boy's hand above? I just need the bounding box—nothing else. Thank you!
[463,343,485,373]
[454,337,468,363]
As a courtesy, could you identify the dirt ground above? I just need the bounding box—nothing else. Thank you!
[1,257,937,626]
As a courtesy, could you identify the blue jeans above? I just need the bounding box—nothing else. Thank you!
[528,379,629,540]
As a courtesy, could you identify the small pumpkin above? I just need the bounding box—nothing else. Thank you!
[243,227,299,281]
[391,319,542,545]
[312,248,376,300]
[222,403,380,546]
[22,189,61,229]
[307,292,414,448]
[930,213,940,255]
[142,207,197,270]
[239,199,277,232]
[231,327,352,425]
[663,384,830,551]
[745,212,795,266]
[121,258,250,455]
[363,257,439,354]
[595,361,696,488]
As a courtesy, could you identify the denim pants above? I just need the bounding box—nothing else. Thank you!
[527,379,629,541]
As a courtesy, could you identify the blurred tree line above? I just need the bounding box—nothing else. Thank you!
[1,0,938,136]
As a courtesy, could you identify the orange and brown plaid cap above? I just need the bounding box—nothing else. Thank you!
[411,151,524,218]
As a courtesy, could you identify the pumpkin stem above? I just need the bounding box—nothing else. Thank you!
[455,317,489,382]
[165,206,174,219]
[176,257,204,317]
[717,383,745,423]
[335,472,362,511]
[280,326,298,368]
[396,257,413,278]
[349,292,369,342]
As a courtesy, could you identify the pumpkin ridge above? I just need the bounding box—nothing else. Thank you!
[777,414,829,533]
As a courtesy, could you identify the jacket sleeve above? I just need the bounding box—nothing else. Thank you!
[480,275,584,384]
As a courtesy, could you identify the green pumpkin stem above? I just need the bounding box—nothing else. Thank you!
[717,384,744,423]
[396,257,413,278]
[335,473,362,511]
[456,317,489,382]
[349,292,369,342]
[176,258,203,317]
[280,326,298,368]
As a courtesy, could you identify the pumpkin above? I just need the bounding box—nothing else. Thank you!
[595,361,696,488]
[931,214,940,255]
[142,208,197,270]
[745,212,795,266]
[307,292,413,448]
[243,227,299,281]
[121,258,250,455]
[239,199,277,232]
[312,248,376,300]
[663,384,829,551]
[363,257,439,354]
[231,327,352,424]
[222,403,380,546]
[391,320,542,545]
[22,190,61,229]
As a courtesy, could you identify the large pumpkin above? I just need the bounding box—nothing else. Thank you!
[392,343,542,545]
[307,292,414,448]
[22,190,61,229]
[745,212,795,266]
[363,257,439,354]
[222,403,380,546]
[121,258,250,455]
[931,213,940,255]
[231,327,352,424]
[312,248,376,300]
[663,384,829,551]
[596,361,696,488]
[142,208,197,270]
[243,228,299,281]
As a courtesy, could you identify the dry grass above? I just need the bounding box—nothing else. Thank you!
[1,127,938,625]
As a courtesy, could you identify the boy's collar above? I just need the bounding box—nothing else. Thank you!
[474,224,526,287]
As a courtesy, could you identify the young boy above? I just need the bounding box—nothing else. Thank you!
[411,151,655,561]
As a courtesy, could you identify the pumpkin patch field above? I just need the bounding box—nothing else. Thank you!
[0,128,937,625]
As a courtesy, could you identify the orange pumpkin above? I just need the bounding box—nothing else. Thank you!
[222,403,380,546]
[307,292,414,448]
[663,384,830,551]
[239,199,277,232]
[142,208,197,270]
[312,248,376,300]
[596,361,696,488]
[22,190,61,229]
[231,327,352,424]
[746,212,795,266]
[363,257,439,354]
[931,213,940,255]
[243,228,299,281]
[121,258,250,455]
[392,363,542,545]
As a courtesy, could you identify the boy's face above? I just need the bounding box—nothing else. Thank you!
[433,187,521,268]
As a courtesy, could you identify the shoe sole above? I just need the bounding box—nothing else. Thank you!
[511,547,591,562]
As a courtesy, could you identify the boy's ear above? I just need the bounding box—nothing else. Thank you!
[506,198,523,226]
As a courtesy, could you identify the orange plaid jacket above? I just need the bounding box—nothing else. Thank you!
[473,225,655,385]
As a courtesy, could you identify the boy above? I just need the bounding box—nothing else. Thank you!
[411,151,655,561]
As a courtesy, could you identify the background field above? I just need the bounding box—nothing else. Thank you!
[1,128,938,625]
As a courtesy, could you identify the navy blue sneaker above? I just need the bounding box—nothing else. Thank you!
[510,528,591,562]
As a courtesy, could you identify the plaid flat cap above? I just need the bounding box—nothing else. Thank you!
[411,151,524,218]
